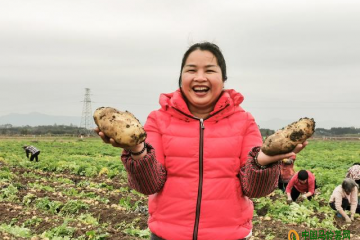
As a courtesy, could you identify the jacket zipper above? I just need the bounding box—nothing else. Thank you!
[171,105,229,240]
[192,118,204,240]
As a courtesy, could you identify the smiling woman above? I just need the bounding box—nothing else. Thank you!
[95,42,308,240]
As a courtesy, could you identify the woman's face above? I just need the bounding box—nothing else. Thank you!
[344,187,353,195]
[181,50,224,114]
[299,179,308,184]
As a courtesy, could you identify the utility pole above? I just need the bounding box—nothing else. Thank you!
[80,88,94,136]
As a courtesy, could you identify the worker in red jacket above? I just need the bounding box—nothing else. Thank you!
[278,155,296,192]
[286,170,316,203]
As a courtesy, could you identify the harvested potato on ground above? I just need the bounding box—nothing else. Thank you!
[261,117,315,156]
[93,107,146,148]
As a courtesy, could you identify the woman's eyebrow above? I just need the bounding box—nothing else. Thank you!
[184,64,217,68]
[205,65,217,68]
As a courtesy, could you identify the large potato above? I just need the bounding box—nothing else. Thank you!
[261,117,315,156]
[93,107,146,148]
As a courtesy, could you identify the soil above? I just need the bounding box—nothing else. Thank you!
[1,164,359,240]
[0,165,147,240]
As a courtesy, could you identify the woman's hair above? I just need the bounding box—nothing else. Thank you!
[342,178,359,193]
[178,42,227,88]
[298,170,309,181]
[352,163,360,166]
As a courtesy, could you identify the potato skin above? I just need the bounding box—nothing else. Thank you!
[261,118,315,156]
[93,107,146,148]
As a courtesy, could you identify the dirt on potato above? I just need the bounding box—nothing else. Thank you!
[93,107,146,148]
[261,117,315,156]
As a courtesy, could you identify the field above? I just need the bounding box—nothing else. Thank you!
[0,137,360,240]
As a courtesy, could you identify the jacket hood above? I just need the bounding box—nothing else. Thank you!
[158,89,245,121]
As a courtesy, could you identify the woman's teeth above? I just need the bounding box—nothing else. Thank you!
[193,87,209,92]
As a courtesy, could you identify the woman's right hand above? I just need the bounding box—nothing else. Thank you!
[94,127,146,155]
[257,141,308,166]
[94,127,123,148]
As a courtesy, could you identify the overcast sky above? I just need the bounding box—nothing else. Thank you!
[1,0,359,129]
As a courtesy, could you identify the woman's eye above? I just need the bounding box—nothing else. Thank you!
[187,69,195,72]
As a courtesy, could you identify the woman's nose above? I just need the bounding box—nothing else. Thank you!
[194,71,206,81]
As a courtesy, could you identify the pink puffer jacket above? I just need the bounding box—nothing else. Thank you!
[144,89,262,240]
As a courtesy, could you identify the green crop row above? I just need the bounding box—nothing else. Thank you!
[0,138,125,178]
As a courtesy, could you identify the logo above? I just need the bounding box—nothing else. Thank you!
[288,230,300,240]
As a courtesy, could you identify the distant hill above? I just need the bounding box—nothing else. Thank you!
[0,112,82,127]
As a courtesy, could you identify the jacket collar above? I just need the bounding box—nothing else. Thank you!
[159,89,245,121]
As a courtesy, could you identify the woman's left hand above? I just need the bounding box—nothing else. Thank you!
[257,141,308,166]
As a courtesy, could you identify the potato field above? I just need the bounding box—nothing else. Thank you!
[0,137,360,240]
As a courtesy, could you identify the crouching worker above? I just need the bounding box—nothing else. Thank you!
[346,163,360,185]
[23,145,40,162]
[329,178,360,223]
[286,170,317,203]
[278,155,296,192]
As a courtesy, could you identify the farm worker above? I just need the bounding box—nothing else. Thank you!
[346,163,360,185]
[329,178,360,223]
[22,145,40,162]
[286,170,316,202]
[278,155,296,192]
[96,42,308,240]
